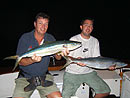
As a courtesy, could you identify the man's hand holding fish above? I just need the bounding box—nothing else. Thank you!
[76,57,86,66]
[31,54,42,62]
[57,47,70,57]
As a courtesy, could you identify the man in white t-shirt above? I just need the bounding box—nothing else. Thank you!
[62,18,114,98]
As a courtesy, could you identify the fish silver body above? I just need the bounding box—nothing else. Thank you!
[20,40,81,58]
[4,40,82,71]
[61,56,128,70]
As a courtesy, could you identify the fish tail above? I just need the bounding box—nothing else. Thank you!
[12,56,22,71]
[60,56,72,71]
[3,55,22,71]
[4,55,19,60]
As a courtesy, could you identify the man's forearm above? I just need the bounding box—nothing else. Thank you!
[19,58,34,66]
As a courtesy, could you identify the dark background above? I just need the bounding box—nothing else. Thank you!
[0,0,130,67]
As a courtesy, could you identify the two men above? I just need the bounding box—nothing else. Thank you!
[13,13,113,98]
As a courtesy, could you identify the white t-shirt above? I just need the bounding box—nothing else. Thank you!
[65,34,100,74]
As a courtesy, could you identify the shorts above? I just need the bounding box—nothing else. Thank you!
[62,71,110,98]
[13,74,60,98]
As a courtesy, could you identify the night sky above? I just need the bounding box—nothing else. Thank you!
[0,1,130,67]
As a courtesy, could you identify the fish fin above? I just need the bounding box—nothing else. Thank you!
[55,51,62,55]
[3,55,18,60]
[12,56,22,71]
[59,56,72,71]
[43,41,55,45]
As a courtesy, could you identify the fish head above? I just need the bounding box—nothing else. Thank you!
[65,41,82,51]
[116,61,128,68]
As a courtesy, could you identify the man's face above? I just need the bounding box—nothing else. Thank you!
[34,17,49,35]
[80,20,93,36]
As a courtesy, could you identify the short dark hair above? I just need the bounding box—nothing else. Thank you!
[80,17,94,25]
[35,12,50,22]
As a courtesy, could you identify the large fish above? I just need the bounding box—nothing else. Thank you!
[4,40,81,71]
[61,56,128,70]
